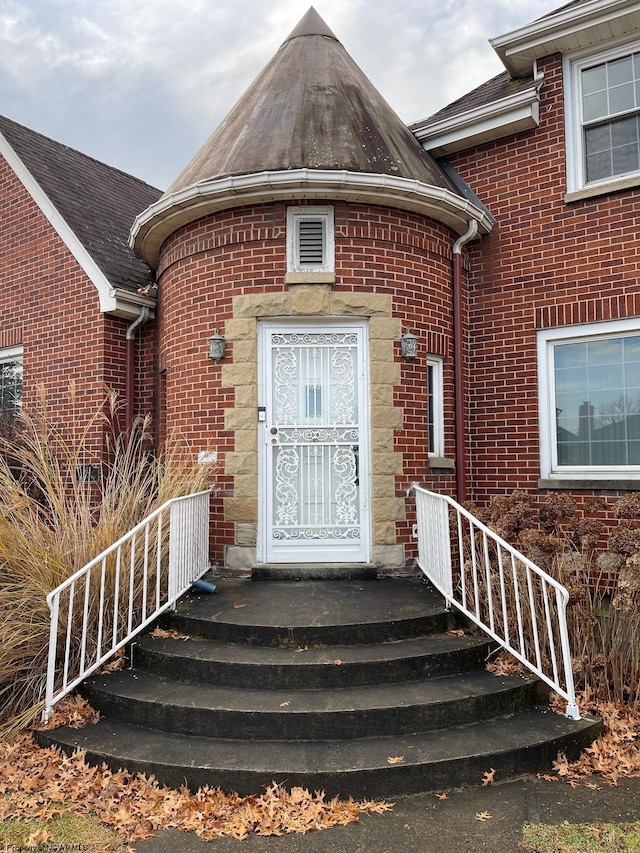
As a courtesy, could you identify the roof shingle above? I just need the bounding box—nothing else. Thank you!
[0,115,161,291]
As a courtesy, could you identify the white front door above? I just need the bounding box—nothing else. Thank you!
[258,320,371,563]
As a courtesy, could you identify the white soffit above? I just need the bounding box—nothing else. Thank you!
[0,131,154,321]
[414,85,541,156]
[491,0,640,78]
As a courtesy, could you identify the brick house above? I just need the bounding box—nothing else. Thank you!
[1,0,639,574]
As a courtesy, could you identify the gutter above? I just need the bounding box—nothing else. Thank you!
[452,220,479,505]
[125,307,150,433]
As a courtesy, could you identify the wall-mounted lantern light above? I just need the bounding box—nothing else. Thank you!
[400,327,418,361]
[208,329,226,362]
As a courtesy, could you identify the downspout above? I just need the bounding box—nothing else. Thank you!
[452,220,478,505]
[125,307,150,434]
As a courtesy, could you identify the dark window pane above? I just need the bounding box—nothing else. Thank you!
[591,441,627,465]
[608,56,633,87]
[611,115,638,146]
[555,342,587,369]
[583,91,609,122]
[613,142,639,174]
[610,82,635,114]
[582,64,607,96]
[553,333,640,468]
[586,149,613,182]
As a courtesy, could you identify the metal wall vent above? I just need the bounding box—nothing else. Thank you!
[297,219,325,266]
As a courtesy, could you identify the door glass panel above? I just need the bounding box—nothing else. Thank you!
[270,331,361,545]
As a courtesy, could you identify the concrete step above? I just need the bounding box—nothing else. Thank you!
[81,668,541,740]
[39,709,602,799]
[131,632,494,689]
[163,577,454,646]
[39,577,602,797]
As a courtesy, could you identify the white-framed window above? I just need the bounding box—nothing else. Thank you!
[0,345,22,425]
[565,39,640,192]
[427,356,444,457]
[286,206,334,273]
[538,319,640,480]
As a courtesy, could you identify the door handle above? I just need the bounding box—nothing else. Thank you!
[351,445,359,487]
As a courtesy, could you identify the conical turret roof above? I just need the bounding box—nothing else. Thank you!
[164,7,455,195]
[131,9,493,266]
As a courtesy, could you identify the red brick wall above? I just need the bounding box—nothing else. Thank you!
[447,52,640,507]
[0,154,132,457]
[156,200,460,563]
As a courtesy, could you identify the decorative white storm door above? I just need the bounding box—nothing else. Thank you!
[258,321,371,563]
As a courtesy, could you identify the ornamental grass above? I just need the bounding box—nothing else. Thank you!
[0,386,212,737]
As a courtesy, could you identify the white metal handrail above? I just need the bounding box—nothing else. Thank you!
[410,484,580,720]
[43,489,212,722]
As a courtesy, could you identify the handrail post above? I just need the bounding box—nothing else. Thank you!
[410,484,580,719]
[42,489,211,721]
[43,592,60,723]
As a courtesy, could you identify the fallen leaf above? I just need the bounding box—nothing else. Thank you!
[447,629,465,637]
[333,659,342,666]
[280,701,290,707]
[475,811,492,822]
[482,768,496,787]
[387,756,404,765]
[150,627,189,640]
[233,603,247,609]
[1,736,394,843]
[434,792,448,800]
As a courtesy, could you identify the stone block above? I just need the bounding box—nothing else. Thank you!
[370,405,403,429]
[234,429,259,453]
[234,292,290,318]
[369,317,402,341]
[233,474,258,498]
[371,428,396,454]
[370,382,395,407]
[221,362,257,387]
[225,318,256,339]
[373,497,405,523]
[225,451,257,475]
[373,544,405,569]
[373,520,397,545]
[234,385,258,408]
[369,340,395,363]
[232,339,257,364]
[224,497,258,522]
[370,361,400,385]
[372,474,398,498]
[289,285,331,315]
[371,452,403,475]
[235,522,257,546]
[225,407,256,431]
[329,292,391,317]
[225,545,256,569]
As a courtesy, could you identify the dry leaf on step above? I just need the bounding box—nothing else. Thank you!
[482,768,496,787]
[387,756,404,764]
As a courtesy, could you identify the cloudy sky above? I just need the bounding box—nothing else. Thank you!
[0,0,552,189]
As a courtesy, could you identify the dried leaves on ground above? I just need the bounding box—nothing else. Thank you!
[550,699,640,786]
[0,735,393,843]
[34,694,100,731]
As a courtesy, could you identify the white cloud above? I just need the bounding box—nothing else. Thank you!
[0,0,563,187]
